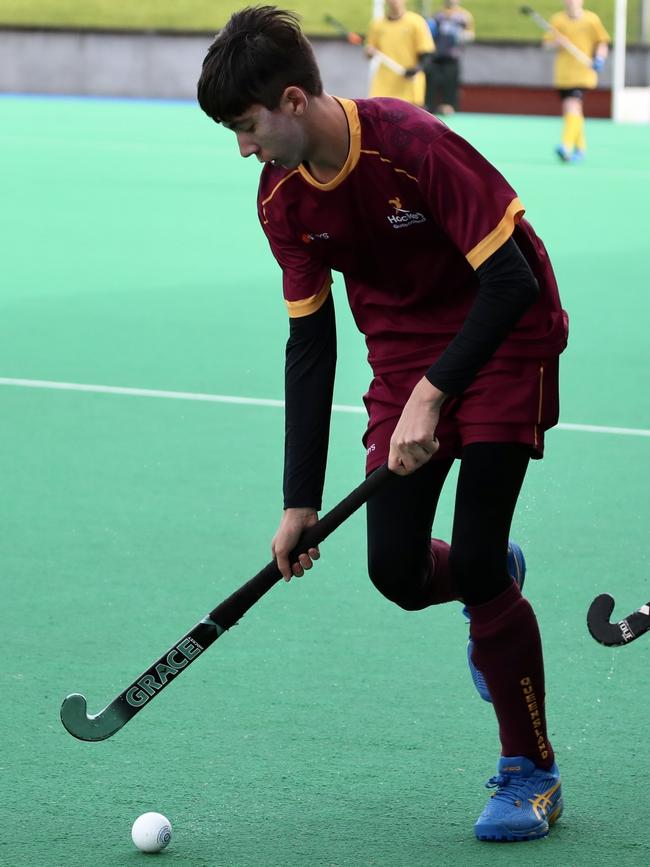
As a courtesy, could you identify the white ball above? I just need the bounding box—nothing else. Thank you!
[131,811,172,853]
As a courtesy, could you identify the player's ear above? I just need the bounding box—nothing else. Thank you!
[281,86,308,117]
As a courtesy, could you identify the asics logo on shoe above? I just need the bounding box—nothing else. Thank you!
[529,780,562,821]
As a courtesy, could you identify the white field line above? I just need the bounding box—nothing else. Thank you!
[1,377,649,437]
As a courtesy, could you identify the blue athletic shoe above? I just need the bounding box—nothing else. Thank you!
[555,144,571,162]
[465,542,526,703]
[571,148,585,163]
[474,755,563,841]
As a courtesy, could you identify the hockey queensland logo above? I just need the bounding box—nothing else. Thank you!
[386,197,426,230]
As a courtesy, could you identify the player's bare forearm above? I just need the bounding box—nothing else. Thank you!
[594,42,608,61]
[272,507,320,580]
[389,377,444,475]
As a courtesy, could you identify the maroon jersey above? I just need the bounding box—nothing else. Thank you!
[258,97,567,377]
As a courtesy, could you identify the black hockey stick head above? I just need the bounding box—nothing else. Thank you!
[323,13,364,44]
[519,5,549,28]
[323,13,346,33]
[60,693,134,742]
[587,593,650,647]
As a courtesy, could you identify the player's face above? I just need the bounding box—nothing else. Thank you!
[564,0,583,15]
[225,102,307,170]
[386,0,406,17]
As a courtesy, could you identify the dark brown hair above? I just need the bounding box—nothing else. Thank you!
[197,6,323,123]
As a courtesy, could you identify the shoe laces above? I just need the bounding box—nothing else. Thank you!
[485,772,531,807]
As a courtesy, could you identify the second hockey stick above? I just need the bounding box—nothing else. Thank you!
[587,593,650,646]
[520,5,594,69]
[323,13,407,76]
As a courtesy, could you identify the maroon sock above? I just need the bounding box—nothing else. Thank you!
[468,581,555,770]
[427,538,461,605]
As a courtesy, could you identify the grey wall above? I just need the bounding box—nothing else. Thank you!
[1,27,648,100]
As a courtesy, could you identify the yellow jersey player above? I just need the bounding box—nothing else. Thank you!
[366,0,435,107]
[544,0,610,162]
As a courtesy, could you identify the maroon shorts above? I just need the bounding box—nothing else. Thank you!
[363,356,560,474]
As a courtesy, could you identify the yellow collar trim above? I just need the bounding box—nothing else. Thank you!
[298,98,361,191]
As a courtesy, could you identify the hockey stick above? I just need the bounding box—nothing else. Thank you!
[519,5,594,69]
[587,593,650,646]
[323,13,407,76]
[60,464,391,741]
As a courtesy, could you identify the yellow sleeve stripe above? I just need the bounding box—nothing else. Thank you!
[466,197,525,270]
[286,277,332,318]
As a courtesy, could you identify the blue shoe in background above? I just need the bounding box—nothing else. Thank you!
[474,755,563,841]
[555,144,571,162]
[464,542,526,703]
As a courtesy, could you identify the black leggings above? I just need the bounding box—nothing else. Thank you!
[366,442,530,608]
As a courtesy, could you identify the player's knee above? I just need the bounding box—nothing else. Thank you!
[449,544,507,602]
[369,577,424,611]
[367,550,427,611]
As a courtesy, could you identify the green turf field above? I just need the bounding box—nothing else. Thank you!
[1,95,649,866]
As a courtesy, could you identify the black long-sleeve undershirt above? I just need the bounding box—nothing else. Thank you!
[425,237,539,395]
[283,291,337,510]
[283,237,539,509]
